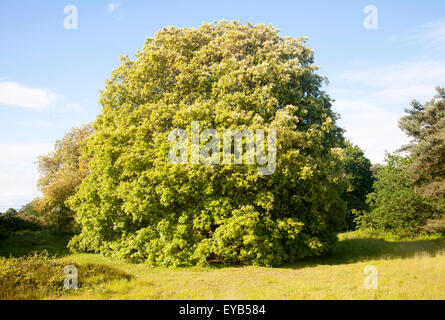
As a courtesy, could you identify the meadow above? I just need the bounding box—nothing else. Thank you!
[1,230,443,300]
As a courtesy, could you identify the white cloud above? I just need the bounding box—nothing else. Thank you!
[108,2,121,12]
[389,18,445,55]
[331,58,445,164]
[0,143,52,211]
[64,102,84,112]
[0,81,86,114]
[0,81,61,110]
[15,120,57,129]
[332,99,410,164]
[331,19,445,164]
[410,19,445,47]
[339,60,445,94]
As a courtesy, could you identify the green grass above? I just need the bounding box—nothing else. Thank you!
[1,230,444,300]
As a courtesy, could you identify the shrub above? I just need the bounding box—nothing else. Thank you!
[0,252,68,299]
[0,225,11,240]
[0,210,41,232]
[357,154,439,237]
[0,252,133,300]
[422,218,445,235]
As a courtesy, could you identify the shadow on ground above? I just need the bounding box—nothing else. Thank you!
[283,236,445,269]
[0,230,71,258]
[2,230,444,271]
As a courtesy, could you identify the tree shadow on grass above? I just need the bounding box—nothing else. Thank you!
[0,230,71,258]
[75,263,135,286]
[282,237,445,269]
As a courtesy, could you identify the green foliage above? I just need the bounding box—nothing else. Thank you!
[399,87,445,212]
[68,21,346,266]
[0,251,132,300]
[0,252,68,299]
[0,230,71,258]
[422,217,445,235]
[0,226,11,241]
[18,202,40,217]
[34,124,93,233]
[0,207,41,235]
[357,154,439,237]
[371,163,383,179]
[341,141,374,230]
[4,208,17,216]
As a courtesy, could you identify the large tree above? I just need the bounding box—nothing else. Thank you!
[68,22,346,266]
[399,87,445,212]
[341,141,374,230]
[34,124,93,232]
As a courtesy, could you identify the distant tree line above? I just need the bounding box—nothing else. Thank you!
[0,206,41,240]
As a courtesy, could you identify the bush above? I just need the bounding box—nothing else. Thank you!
[68,21,346,266]
[0,225,11,240]
[0,210,41,232]
[0,252,132,299]
[357,154,439,237]
[0,252,68,299]
[422,218,445,235]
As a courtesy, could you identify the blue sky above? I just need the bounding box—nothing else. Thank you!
[1,0,445,210]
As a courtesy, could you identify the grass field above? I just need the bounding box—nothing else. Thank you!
[1,230,444,300]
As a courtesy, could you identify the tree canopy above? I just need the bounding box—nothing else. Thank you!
[34,124,93,232]
[67,21,347,266]
[399,87,445,212]
[341,141,374,230]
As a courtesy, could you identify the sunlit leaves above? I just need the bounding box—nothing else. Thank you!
[68,21,346,266]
